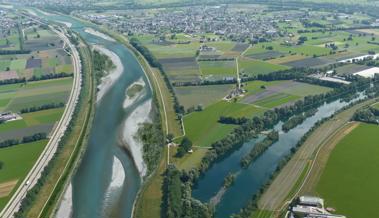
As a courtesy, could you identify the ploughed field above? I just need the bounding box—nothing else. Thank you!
[0,18,74,210]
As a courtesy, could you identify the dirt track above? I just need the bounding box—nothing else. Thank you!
[257,98,377,216]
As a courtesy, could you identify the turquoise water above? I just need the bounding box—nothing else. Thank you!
[32,10,151,218]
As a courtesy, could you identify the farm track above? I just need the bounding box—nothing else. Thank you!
[257,98,378,217]
[0,23,81,218]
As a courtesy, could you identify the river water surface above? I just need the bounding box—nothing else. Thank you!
[30,10,151,218]
[193,97,363,218]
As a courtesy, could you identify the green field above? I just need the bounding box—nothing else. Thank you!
[0,140,48,208]
[239,58,290,76]
[254,93,300,108]
[200,60,236,77]
[183,101,265,147]
[316,123,379,218]
[244,42,331,58]
[1,78,72,112]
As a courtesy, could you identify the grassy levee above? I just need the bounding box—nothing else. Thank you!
[24,40,95,217]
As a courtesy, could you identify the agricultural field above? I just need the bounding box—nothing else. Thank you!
[0,24,72,80]
[0,77,72,112]
[240,80,332,108]
[174,84,234,110]
[239,58,290,77]
[0,140,48,208]
[334,64,371,76]
[315,123,379,218]
[0,14,74,211]
[183,101,265,147]
[199,60,236,79]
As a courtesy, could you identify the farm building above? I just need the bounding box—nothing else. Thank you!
[353,67,379,78]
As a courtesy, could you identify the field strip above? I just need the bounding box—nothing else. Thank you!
[0,180,18,198]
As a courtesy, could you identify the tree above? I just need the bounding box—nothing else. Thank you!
[176,137,193,157]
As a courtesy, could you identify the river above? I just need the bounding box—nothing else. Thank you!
[29,10,150,218]
[193,96,364,218]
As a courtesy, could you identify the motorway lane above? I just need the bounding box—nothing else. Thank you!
[0,26,82,218]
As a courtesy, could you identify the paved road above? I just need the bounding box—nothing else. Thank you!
[0,23,82,218]
[256,98,378,218]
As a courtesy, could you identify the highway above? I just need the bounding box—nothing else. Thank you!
[0,23,82,218]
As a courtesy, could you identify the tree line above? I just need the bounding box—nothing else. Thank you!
[130,37,185,115]
[0,133,47,149]
[20,102,65,114]
[0,72,73,87]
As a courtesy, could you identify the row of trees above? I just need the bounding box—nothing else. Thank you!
[0,72,73,87]
[0,133,47,149]
[20,102,65,114]
[130,37,186,115]
[219,116,249,125]
[240,131,279,168]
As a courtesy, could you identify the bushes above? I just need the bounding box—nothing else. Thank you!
[353,106,379,124]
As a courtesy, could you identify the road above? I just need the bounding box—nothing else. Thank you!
[0,24,82,218]
[256,98,378,218]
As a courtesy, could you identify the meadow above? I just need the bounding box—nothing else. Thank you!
[183,101,265,147]
[316,123,379,218]
[175,84,234,110]
[239,58,290,76]
[199,60,236,77]
[0,140,48,208]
